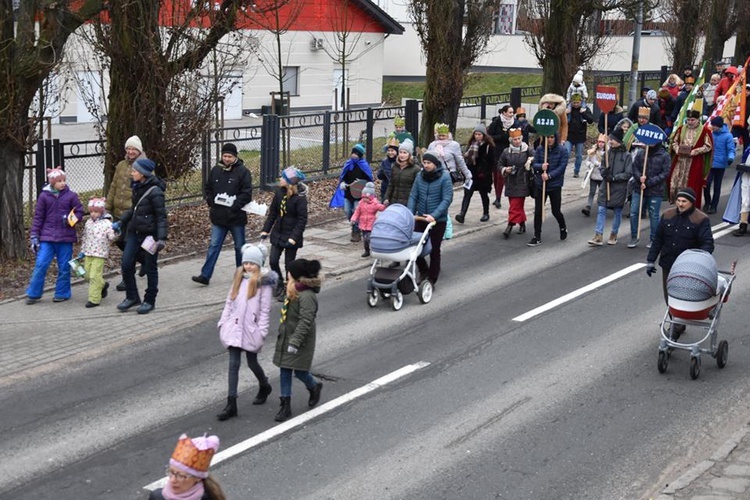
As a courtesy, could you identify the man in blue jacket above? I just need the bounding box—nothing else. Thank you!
[704,116,736,214]
[528,134,568,247]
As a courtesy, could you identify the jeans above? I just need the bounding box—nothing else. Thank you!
[279,367,318,397]
[704,168,726,211]
[26,241,73,299]
[595,205,623,235]
[227,347,268,398]
[122,233,159,304]
[269,243,299,283]
[201,224,246,279]
[629,192,662,242]
[344,198,360,234]
[587,180,601,208]
[533,188,566,239]
[565,142,585,175]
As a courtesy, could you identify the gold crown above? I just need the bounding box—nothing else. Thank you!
[638,106,651,117]
[394,116,405,126]
[386,137,400,149]
[171,436,215,474]
[508,128,522,138]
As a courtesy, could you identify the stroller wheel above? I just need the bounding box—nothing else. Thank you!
[716,340,729,368]
[391,291,404,311]
[367,289,379,308]
[417,280,433,304]
[690,356,701,380]
[657,351,669,374]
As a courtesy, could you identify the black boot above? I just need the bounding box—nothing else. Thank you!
[733,223,747,236]
[274,397,292,422]
[252,382,273,405]
[361,241,371,258]
[480,212,490,222]
[274,280,285,298]
[503,223,514,239]
[456,194,471,224]
[350,229,362,243]
[308,382,323,408]
[517,222,526,234]
[217,396,238,421]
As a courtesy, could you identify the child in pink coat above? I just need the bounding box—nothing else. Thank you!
[350,182,385,257]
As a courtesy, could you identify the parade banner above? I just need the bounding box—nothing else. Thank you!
[595,86,618,113]
[671,62,706,139]
[532,109,559,136]
[711,55,750,128]
[634,123,667,146]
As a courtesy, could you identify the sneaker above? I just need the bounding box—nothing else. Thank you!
[581,206,591,217]
[646,241,652,249]
[52,296,69,303]
[607,232,618,245]
[627,238,639,249]
[115,280,126,292]
[588,234,603,246]
[26,297,40,305]
[560,227,567,240]
[101,282,109,299]
[85,301,100,308]
[527,237,542,247]
[573,173,580,178]
[191,275,210,285]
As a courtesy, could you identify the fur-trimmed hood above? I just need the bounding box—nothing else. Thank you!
[297,275,323,293]
[539,93,567,117]
[260,269,279,287]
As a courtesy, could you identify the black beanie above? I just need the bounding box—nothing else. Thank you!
[221,143,238,156]
[676,187,696,204]
[287,259,321,280]
[609,127,625,143]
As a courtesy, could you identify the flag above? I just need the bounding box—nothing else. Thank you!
[711,55,750,127]
[670,62,706,139]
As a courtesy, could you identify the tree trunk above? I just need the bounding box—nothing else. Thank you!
[702,0,731,68]
[0,142,30,259]
[735,0,750,63]
[541,0,578,94]
[670,1,702,72]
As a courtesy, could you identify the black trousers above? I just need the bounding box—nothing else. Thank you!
[533,188,566,239]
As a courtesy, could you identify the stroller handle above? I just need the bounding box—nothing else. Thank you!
[414,215,437,227]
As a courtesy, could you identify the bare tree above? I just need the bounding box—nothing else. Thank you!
[701,0,738,68]
[409,0,501,147]
[734,0,750,63]
[660,0,710,73]
[0,0,106,259]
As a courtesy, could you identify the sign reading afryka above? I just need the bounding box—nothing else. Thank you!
[634,123,667,146]
[532,109,559,136]
[596,85,618,113]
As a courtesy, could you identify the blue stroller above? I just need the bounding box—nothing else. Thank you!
[366,204,435,311]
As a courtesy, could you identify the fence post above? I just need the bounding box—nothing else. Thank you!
[405,99,419,148]
[619,74,626,108]
[510,88,522,110]
[480,94,487,121]
[323,111,331,175]
[660,65,669,85]
[365,107,374,164]
[260,114,280,191]
[35,139,46,197]
[53,139,62,170]
[201,131,210,190]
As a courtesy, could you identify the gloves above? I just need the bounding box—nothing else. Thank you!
[77,252,85,261]
[30,237,40,254]
[287,345,298,354]
[111,221,121,233]
[728,159,734,166]
[156,240,166,252]
[646,262,656,277]
[260,232,268,240]
[339,182,346,190]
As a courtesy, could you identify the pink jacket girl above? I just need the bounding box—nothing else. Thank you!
[350,183,385,232]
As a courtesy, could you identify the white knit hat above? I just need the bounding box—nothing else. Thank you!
[399,138,414,153]
[125,135,143,153]
[241,244,267,267]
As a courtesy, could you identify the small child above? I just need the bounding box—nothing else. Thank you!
[581,134,607,217]
[79,197,117,308]
[566,70,589,109]
[378,138,399,202]
[350,182,386,257]
[26,168,84,304]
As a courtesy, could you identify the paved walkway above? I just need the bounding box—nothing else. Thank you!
[2,163,749,498]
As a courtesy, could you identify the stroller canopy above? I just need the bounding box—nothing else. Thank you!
[667,249,718,301]
[370,204,416,253]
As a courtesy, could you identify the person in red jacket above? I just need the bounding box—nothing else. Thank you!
[715,66,738,100]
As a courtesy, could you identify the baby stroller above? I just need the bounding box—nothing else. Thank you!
[366,204,435,311]
[657,249,737,380]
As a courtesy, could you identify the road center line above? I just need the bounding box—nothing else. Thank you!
[513,223,732,323]
[143,361,431,492]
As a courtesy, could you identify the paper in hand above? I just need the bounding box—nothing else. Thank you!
[463,178,473,190]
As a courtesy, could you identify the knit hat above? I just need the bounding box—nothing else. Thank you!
[473,123,487,135]
[125,135,143,153]
[88,197,106,212]
[399,138,414,153]
[241,243,266,267]
[386,137,400,151]
[281,167,305,185]
[394,115,405,127]
[221,143,238,157]
[352,143,365,158]
[362,181,376,198]
[609,127,625,143]
[687,109,701,119]
[287,258,321,281]
[47,167,66,183]
[570,93,583,103]
[515,106,526,117]
[646,90,657,100]
[421,150,441,167]
[710,116,724,128]
[169,434,220,479]
[508,128,522,138]
[133,158,156,177]
[676,187,696,204]
[434,123,450,135]
[638,106,651,118]
[572,70,584,84]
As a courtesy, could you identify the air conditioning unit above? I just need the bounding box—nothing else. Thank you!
[310,38,324,51]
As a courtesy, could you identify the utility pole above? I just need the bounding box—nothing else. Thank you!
[628,0,643,107]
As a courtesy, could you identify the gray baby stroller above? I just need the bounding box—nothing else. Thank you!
[366,204,435,311]
[657,249,737,380]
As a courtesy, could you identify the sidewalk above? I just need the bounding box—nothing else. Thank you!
[2,164,748,498]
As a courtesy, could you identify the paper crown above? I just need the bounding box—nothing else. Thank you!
[508,128,523,138]
[638,106,651,118]
[394,115,405,127]
[169,434,219,479]
[434,123,450,134]
[386,137,400,149]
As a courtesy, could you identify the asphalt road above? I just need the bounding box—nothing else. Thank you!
[3,205,750,500]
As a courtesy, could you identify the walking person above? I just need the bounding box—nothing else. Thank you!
[566,93,595,178]
[149,433,226,500]
[384,139,419,206]
[456,124,495,223]
[627,141,670,248]
[113,158,167,314]
[588,127,633,246]
[428,123,472,184]
[581,134,607,217]
[704,116,735,214]
[350,182,385,257]
[25,168,84,304]
[499,128,533,237]
[668,109,713,208]
[378,137,399,202]
[192,142,253,286]
[79,197,117,308]
[527,135,568,247]
[487,105,517,207]
[329,143,373,242]
[273,259,324,422]
[216,244,276,422]
[261,167,308,300]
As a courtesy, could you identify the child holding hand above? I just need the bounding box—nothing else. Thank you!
[79,197,117,307]
[350,182,385,257]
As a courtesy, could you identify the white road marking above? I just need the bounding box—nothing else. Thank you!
[512,222,734,323]
[143,361,431,492]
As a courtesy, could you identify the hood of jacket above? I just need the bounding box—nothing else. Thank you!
[420,160,446,181]
[260,269,279,287]
[296,182,308,197]
[298,275,323,293]
[136,174,167,192]
[539,93,567,117]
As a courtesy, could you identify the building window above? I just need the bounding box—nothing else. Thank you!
[282,66,299,96]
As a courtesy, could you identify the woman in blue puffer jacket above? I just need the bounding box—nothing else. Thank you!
[704,116,736,214]
[407,150,453,285]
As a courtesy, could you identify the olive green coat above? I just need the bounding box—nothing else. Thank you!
[106,159,134,219]
[273,277,321,371]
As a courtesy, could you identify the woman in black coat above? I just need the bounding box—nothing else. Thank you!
[499,129,534,237]
[261,167,308,298]
[455,124,495,223]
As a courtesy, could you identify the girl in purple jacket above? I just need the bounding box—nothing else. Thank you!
[26,168,84,304]
[216,244,277,421]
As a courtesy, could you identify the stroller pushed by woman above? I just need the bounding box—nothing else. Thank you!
[366,204,435,311]
[658,249,737,380]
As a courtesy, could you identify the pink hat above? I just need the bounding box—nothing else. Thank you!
[169,434,220,479]
[47,167,66,183]
[88,197,106,212]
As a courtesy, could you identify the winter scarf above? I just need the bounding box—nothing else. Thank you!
[161,481,205,500]
[500,114,515,129]
[465,141,481,165]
